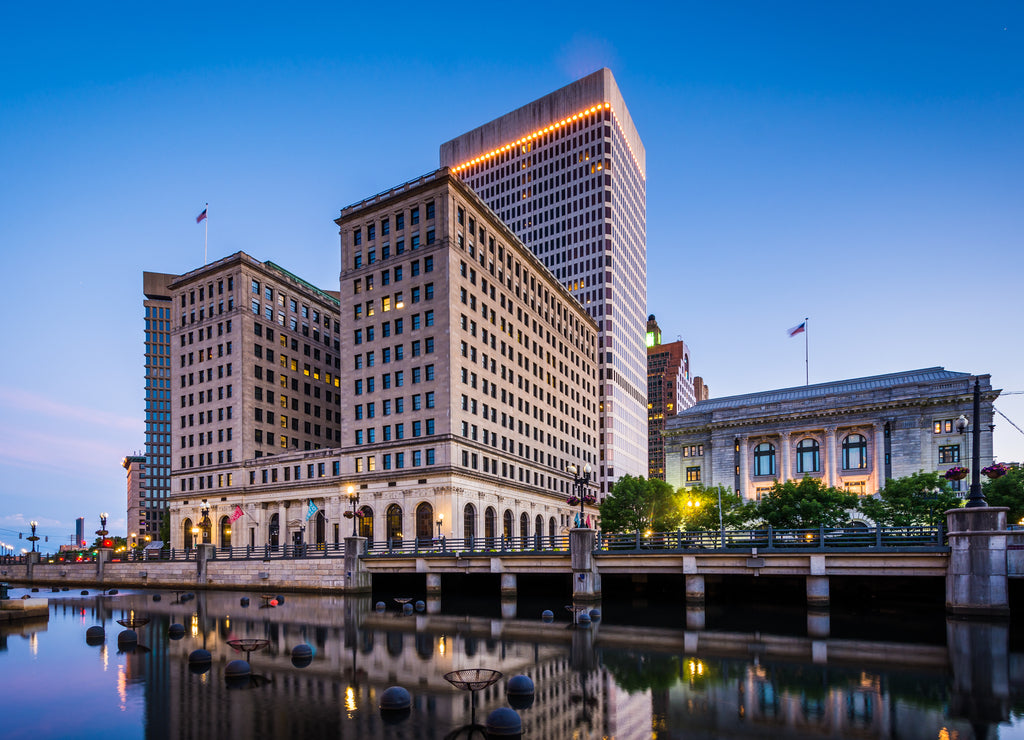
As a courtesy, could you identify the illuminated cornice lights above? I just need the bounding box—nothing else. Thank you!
[453,103,613,174]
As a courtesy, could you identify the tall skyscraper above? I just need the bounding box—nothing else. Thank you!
[441,68,647,494]
[645,314,697,480]
[141,271,175,536]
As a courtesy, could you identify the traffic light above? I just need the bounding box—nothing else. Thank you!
[102,538,114,548]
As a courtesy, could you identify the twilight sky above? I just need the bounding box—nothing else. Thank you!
[1,1,1021,547]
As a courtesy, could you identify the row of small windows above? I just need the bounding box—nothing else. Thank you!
[353,202,434,247]
[353,231,433,268]
[352,449,435,473]
[249,280,337,330]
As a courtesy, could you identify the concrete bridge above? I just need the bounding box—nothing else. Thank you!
[2,508,1015,615]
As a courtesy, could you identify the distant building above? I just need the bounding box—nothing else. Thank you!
[645,315,697,480]
[123,454,147,539]
[664,367,998,500]
[693,376,710,403]
[441,68,647,495]
[75,517,85,548]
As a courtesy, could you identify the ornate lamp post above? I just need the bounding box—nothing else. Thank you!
[436,513,444,538]
[98,512,109,541]
[567,463,595,527]
[966,379,987,508]
[346,485,360,536]
[28,521,38,553]
[200,500,211,543]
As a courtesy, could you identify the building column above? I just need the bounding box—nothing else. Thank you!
[873,423,886,493]
[738,435,750,500]
[780,432,792,482]
[825,426,837,488]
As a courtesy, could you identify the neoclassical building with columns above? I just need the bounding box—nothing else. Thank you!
[664,368,999,501]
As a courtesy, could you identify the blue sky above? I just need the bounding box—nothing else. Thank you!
[1,2,1021,547]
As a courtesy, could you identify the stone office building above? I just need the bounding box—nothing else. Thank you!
[664,367,999,500]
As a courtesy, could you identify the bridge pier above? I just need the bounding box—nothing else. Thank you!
[806,576,829,608]
[426,572,442,598]
[571,528,601,602]
[686,605,706,630]
[685,575,705,605]
[500,573,517,599]
[196,543,216,585]
[807,609,830,639]
[946,507,1009,615]
[345,536,370,593]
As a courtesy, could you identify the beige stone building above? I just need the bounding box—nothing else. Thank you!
[664,367,999,501]
[165,170,600,551]
[165,253,342,547]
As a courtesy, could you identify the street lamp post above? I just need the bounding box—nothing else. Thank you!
[966,379,987,508]
[436,513,444,538]
[29,521,38,553]
[98,512,109,540]
[200,500,210,543]
[347,485,360,536]
[567,463,594,527]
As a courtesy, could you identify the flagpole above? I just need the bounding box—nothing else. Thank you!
[204,203,208,266]
[804,316,809,386]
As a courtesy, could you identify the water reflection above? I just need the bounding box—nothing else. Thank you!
[1,587,1022,739]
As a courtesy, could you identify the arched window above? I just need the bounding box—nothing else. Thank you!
[314,511,326,545]
[503,510,514,542]
[535,514,543,548]
[796,438,820,474]
[484,507,496,548]
[268,513,280,549]
[843,434,868,470]
[416,502,434,544]
[520,512,530,548]
[386,504,403,544]
[358,506,374,542]
[182,518,194,549]
[753,443,776,476]
[464,503,477,544]
[219,516,232,549]
[548,517,557,547]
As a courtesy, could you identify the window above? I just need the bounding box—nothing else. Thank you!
[842,434,868,470]
[796,438,820,473]
[353,229,362,246]
[939,445,961,464]
[686,467,701,482]
[753,443,775,476]
[844,480,867,495]
[426,201,435,219]
[411,207,419,225]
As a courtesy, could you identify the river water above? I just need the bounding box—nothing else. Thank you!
[1,584,1022,739]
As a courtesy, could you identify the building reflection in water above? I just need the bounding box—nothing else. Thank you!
[15,590,1022,739]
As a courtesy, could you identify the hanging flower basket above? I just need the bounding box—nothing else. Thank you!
[944,466,969,481]
[982,463,1008,479]
[582,494,597,505]
[566,496,580,507]
[343,511,366,519]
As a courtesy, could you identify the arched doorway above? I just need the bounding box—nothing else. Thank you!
[386,504,403,545]
[219,516,232,550]
[268,513,280,550]
[464,504,477,546]
[314,511,326,548]
[416,502,434,545]
[358,506,374,543]
[484,507,496,548]
[548,517,557,547]
[535,514,543,549]
[182,518,194,549]
[520,512,530,549]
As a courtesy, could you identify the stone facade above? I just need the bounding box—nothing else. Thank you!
[664,367,998,502]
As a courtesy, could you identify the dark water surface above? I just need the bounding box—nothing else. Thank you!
[2,584,1023,739]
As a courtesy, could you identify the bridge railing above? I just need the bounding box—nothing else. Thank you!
[596,525,946,553]
[363,534,571,557]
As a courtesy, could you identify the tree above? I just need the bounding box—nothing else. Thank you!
[599,475,681,533]
[750,477,860,529]
[983,467,1024,523]
[679,484,747,531]
[859,471,961,526]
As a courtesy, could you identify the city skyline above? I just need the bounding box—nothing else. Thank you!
[1,2,1021,544]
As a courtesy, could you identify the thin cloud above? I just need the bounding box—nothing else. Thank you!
[0,387,139,433]
[0,428,132,476]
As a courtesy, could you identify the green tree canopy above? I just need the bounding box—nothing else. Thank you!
[983,466,1024,523]
[750,477,860,529]
[599,475,681,533]
[859,471,961,526]
[679,484,747,531]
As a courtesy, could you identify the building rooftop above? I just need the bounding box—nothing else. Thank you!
[675,367,982,416]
